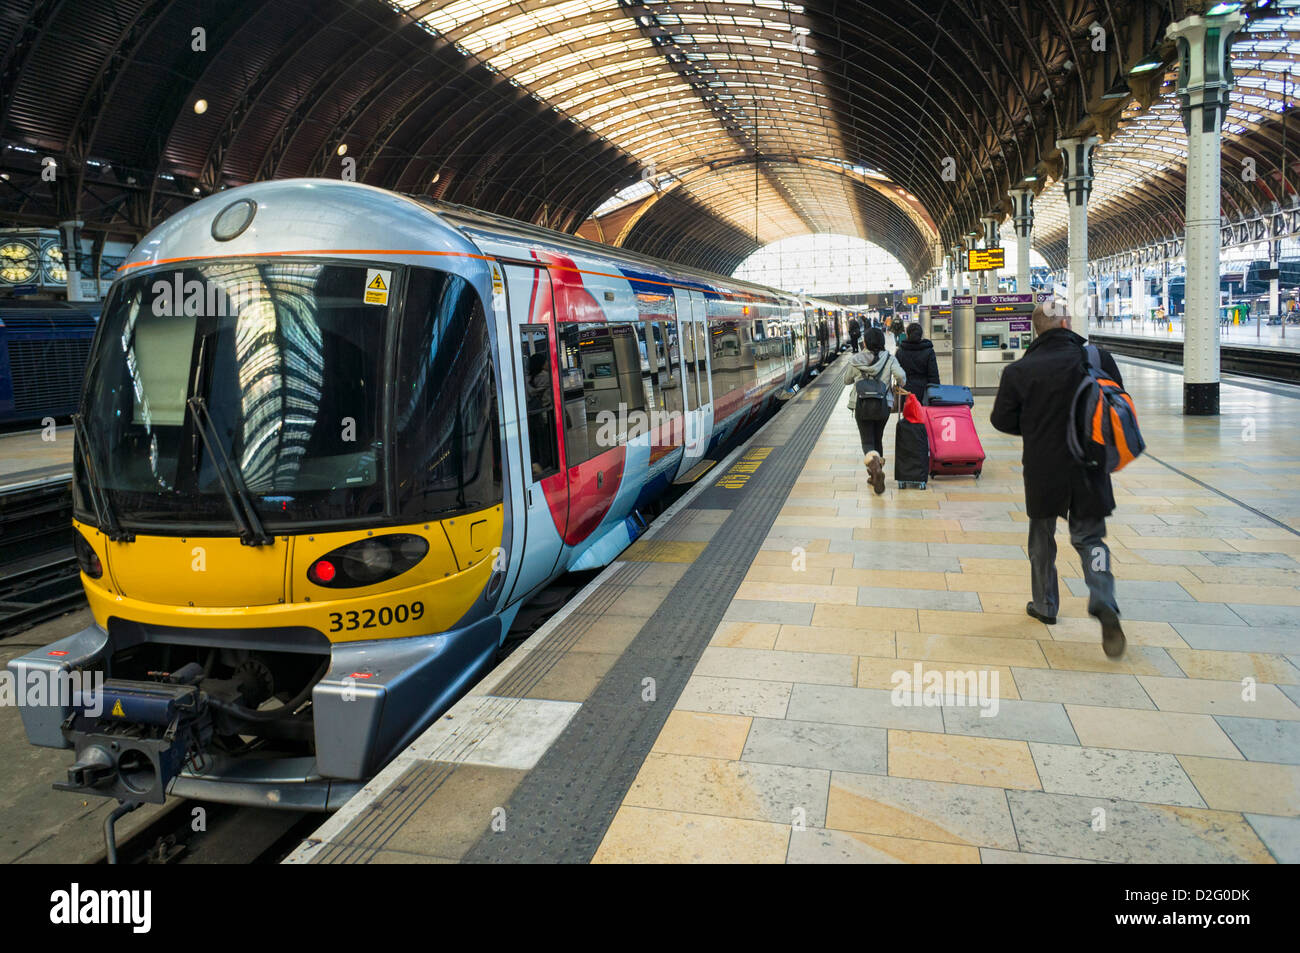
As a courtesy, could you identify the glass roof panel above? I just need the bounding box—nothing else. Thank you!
[1033,11,1299,258]
[389,0,899,248]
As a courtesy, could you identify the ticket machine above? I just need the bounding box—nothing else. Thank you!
[929,306,953,362]
[973,293,1049,388]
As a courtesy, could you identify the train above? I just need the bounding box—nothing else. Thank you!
[0,299,99,426]
[8,179,851,810]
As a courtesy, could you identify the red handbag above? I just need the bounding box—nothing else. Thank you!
[902,393,924,423]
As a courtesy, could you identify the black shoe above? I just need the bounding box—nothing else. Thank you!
[1097,607,1126,658]
[1026,602,1056,625]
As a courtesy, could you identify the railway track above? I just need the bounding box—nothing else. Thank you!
[102,799,321,864]
[0,476,85,638]
[1090,332,1300,384]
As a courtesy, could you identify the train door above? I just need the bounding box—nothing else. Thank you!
[502,262,569,605]
[674,288,714,479]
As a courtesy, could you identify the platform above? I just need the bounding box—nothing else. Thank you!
[0,427,73,488]
[289,359,1300,864]
[0,609,178,863]
[1092,317,1300,353]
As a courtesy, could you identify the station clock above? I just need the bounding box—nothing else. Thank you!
[41,241,67,282]
[0,240,38,283]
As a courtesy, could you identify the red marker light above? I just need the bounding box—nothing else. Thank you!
[311,559,336,583]
[48,650,69,656]
[348,672,373,679]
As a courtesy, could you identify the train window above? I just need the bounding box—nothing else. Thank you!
[710,320,740,404]
[518,325,560,480]
[632,322,658,435]
[557,321,643,463]
[393,268,502,520]
[653,321,683,417]
[695,324,710,404]
[681,321,699,412]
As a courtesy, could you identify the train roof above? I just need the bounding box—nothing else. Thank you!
[413,195,802,306]
[116,179,809,309]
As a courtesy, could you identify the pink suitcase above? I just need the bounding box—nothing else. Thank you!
[923,404,985,478]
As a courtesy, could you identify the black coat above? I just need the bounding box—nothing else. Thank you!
[989,327,1122,520]
[895,339,941,397]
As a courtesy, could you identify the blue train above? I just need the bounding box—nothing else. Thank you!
[0,300,100,426]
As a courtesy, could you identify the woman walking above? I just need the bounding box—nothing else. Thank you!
[843,326,907,494]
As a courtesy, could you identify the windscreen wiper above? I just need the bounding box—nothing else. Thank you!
[185,396,273,547]
[71,413,133,542]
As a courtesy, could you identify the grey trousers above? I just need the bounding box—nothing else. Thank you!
[1027,514,1118,618]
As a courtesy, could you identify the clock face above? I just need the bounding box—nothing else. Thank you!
[0,241,38,283]
[41,242,67,282]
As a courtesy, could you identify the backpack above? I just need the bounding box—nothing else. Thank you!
[1067,344,1145,473]
[854,358,893,420]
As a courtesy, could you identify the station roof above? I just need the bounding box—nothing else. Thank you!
[0,0,1296,281]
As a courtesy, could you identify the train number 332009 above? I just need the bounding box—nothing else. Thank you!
[328,602,425,633]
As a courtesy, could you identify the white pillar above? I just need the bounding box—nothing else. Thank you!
[1168,9,1244,415]
[981,215,1001,295]
[963,234,978,296]
[1057,136,1100,339]
[1162,247,1172,314]
[951,241,961,301]
[1009,188,1034,293]
[1269,238,1281,319]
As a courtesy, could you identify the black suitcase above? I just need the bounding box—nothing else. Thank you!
[894,419,930,489]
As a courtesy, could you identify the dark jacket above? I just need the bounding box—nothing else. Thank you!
[989,327,1122,520]
[895,338,941,397]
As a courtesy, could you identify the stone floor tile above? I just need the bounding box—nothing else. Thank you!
[1137,675,1300,719]
[1029,742,1206,807]
[652,710,753,761]
[694,646,857,686]
[788,827,980,864]
[622,752,829,826]
[741,717,886,774]
[593,806,790,864]
[1005,790,1273,863]
[785,683,945,730]
[825,771,1019,849]
[942,698,1079,745]
[888,729,1041,789]
[674,675,792,718]
[1010,668,1156,708]
[1177,756,1300,815]
[1065,705,1242,759]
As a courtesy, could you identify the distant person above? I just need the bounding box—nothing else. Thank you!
[990,299,1126,658]
[895,323,940,400]
[844,326,906,495]
[848,316,861,353]
[890,318,906,347]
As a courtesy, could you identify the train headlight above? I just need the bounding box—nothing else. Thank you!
[73,530,103,579]
[307,534,428,588]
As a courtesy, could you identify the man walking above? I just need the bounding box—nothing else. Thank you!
[990,299,1126,658]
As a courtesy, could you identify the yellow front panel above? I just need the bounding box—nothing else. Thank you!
[82,506,506,643]
[440,504,504,572]
[107,534,288,607]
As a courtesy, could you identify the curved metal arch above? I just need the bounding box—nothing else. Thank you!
[198,3,364,187]
[256,4,419,182]
[0,0,78,137]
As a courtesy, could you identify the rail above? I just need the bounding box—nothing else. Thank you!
[0,475,84,637]
[1088,333,1300,385]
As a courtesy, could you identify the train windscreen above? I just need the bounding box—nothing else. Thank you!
[77,260,389,529]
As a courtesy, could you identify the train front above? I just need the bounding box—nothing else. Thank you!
[7,180,507,810]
